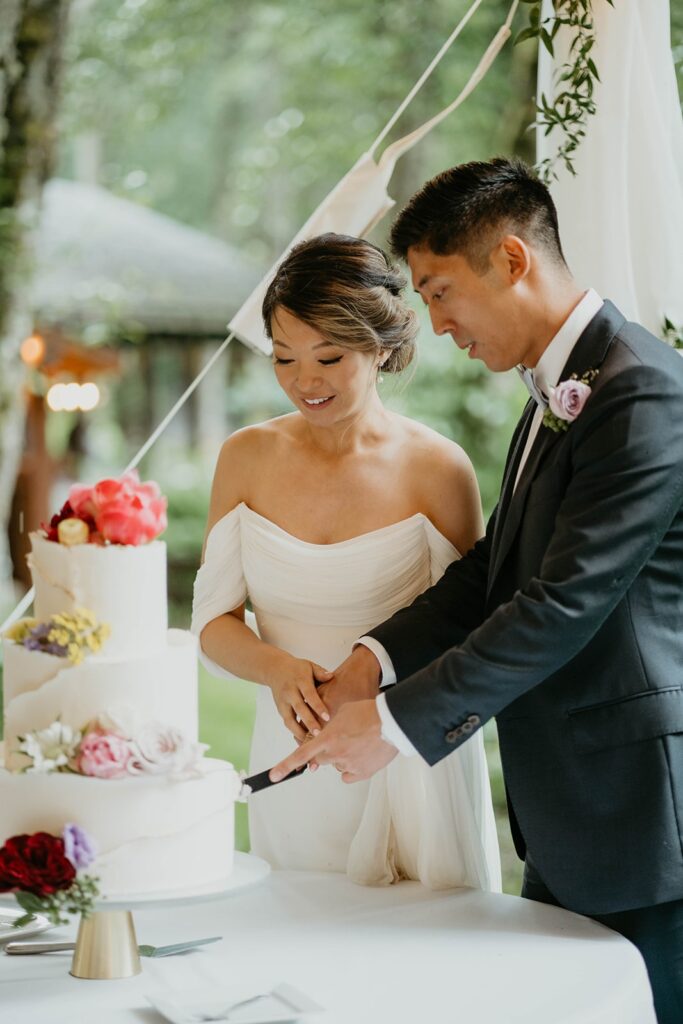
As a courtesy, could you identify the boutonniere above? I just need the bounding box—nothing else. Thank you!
[543,368,599,433]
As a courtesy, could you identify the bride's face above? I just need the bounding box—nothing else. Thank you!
[270,306,383,423]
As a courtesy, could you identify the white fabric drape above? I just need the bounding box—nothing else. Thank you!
[537,0,683,333]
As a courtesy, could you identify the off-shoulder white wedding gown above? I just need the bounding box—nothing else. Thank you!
[192,502,501,891]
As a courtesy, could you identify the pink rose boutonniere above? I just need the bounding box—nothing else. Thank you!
[543,369,599,434]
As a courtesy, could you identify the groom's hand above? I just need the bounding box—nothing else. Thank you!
[316,644,382,718]
[270,699,398,784]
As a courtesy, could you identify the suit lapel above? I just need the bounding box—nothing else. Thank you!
[487,300,626,595]
[488,416,559,590]
[490,399,536,560]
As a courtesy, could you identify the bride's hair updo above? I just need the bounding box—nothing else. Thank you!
[262,233,418,374]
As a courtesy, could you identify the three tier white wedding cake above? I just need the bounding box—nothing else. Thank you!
[0,473,240,900]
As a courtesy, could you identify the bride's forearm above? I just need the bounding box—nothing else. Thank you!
[199,613,289,687]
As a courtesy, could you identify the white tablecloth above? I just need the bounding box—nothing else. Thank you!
[0,870,656,1024]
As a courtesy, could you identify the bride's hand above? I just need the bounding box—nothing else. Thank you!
[265,654,333,742]
[316,645,382,718]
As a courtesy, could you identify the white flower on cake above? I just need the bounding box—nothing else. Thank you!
[127,722,209,780]
[18,721,82,774]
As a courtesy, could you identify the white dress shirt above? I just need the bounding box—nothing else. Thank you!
[366,289,604,757]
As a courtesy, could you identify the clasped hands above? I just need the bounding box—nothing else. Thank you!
[267,645,398,783]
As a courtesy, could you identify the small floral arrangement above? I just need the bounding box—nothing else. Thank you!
[543,368,598,433]
[4,608,110,664]
[16,716,208,781]
[0,824,100,927]
[42,470,167,547]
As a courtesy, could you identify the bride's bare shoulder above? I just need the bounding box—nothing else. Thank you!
[394,414,472,472]
[209,416,299,520]
[393,415,484,552]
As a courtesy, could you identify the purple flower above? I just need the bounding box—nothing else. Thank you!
[44,642,68,656]
[548,379,592,422]
[62,824,97,870]
[29,623,51,640]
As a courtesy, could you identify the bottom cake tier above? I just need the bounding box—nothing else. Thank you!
[0,755,240,897]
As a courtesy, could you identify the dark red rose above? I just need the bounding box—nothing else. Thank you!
[40,500,96,543]
[0,832,76,896]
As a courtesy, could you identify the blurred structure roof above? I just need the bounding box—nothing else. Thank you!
[30,179,263,340]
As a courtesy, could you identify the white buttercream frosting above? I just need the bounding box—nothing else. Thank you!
[28,532,167,657]
[0,756,239,895]
[2,629,198,769]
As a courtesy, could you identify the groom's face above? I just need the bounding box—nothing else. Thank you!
[407,244,529,372]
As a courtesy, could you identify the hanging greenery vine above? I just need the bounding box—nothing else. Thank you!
[515,0,613,183]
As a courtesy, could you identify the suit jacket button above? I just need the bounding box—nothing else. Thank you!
[445,729,459,743]
[467,714,481,726]
[462,721,473,733]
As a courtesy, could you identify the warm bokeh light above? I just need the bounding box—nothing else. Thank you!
[78,382,100,411]
[46,383,67,411]
[46,381,101,412]
[20,333,46,366]
[62,382,81,412]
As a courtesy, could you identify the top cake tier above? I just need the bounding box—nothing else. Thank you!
[28,532,168,657]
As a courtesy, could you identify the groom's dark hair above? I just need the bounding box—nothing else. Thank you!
[390,157,567,274]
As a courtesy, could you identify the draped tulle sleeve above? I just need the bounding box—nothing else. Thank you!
[424,518,460,584]
[191,505,248,679]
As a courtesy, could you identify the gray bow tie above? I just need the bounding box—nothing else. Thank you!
[517,365,548,409]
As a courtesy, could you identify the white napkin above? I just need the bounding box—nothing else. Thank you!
[146,981,323,1023]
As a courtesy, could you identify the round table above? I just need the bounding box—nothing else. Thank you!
[0,870,656,1023]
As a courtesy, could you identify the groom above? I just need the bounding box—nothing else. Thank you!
[271,158,683,1020]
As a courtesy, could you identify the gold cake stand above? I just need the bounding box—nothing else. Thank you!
[71,908,142,979]
[5,853,271,981]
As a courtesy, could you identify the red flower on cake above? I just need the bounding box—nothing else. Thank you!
[68,470,167,546]
[0,832,76,897]
[41,500,97,543]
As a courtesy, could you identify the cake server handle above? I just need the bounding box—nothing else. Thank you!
[5,941,75,954]
[241,763,307,794]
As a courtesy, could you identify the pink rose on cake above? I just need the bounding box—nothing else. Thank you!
[77,728,135,779]
[68,470,167,546]
[127,722,208,780]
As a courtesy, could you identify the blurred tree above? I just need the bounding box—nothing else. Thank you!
[0,0,71,610]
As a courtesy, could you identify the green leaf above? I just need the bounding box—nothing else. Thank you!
[586,57,600,81]
[15,892,44,914]
[13,913,36,929]
[514,27,539,46]
[540,29,554,57]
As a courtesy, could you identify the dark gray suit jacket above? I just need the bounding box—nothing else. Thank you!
[369,302,683,916]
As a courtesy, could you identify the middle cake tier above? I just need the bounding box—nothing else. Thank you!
[2,628,198,770]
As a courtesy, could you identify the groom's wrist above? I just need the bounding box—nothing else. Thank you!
[355,637,397,688]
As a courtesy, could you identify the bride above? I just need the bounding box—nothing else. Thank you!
[191,233,501,890]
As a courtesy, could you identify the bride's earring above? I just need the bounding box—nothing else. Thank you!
[377,359,386,384]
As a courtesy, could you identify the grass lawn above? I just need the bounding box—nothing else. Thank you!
[198,664,256,853]
[198,664,524,894]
